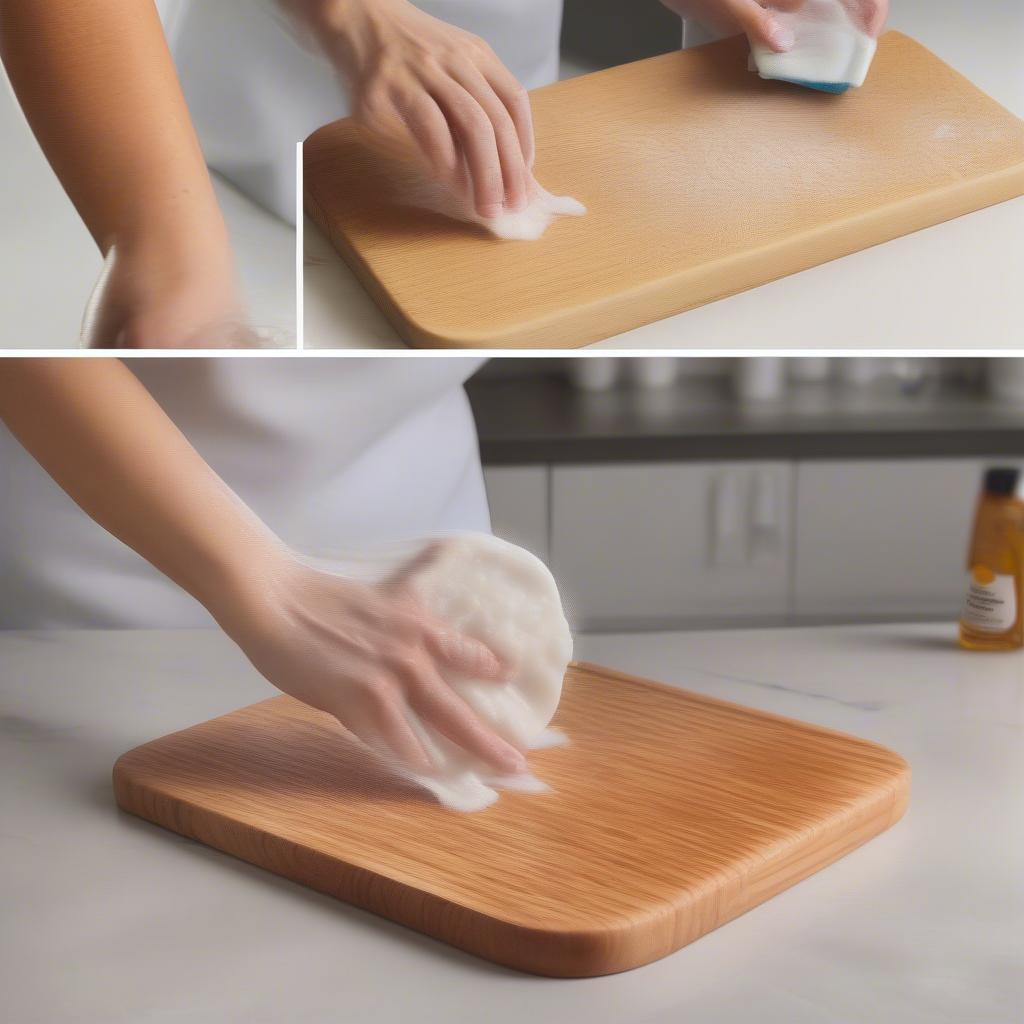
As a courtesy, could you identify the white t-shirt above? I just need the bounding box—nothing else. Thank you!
[160,0,564,221]
[0,359,489,629]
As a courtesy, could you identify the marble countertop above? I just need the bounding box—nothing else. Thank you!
[2,623,1021,1022]
[304,0,1024,350]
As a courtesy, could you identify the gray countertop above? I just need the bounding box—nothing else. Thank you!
[468,374,1024,464]
[2,623,1021,1022]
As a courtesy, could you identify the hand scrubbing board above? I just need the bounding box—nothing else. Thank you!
[113,663,909,977]
[305,32,1024,349]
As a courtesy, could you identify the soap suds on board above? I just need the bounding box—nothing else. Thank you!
[311,535,574,813]
[409,178,587,241]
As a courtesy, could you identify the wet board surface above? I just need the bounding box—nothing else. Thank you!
[305,32,1024,349]
[113,662,909,977]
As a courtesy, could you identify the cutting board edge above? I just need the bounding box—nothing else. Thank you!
[304,185,421,345]
[111,753,907,978]
[111,664,910,978]
[112,758,683,977]
[876,30,1024,128]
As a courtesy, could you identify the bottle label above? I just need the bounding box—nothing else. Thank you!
[962,566,1017,633]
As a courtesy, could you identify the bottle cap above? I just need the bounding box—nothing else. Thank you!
[983,467,1021,496]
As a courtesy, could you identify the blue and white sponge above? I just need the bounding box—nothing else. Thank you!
[750,0,877,94]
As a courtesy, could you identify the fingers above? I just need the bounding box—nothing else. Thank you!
[407,663,527,774]
[423,623,508,681]
[446,63,530,213]
[347,680,435,775]
[479,61,536,170]
[387,543,509,682]
[851,0,888,36]
[429,78,508,219]
[353,31,534,221]
[400,93,460,184]
[728,0,796,52]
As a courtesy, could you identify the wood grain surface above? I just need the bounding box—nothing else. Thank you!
[305,32,1024,349]
[113,663,909,977]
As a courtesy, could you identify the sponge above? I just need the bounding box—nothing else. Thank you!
[312,534,574,813]
[750,0,877,94]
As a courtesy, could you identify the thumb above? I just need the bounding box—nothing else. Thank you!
[842,0,888,37]
[728,0,796,52]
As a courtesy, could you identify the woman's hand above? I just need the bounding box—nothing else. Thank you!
[82,230,257,349]
[663,1,888,52]
[0,362,519,778]
[285,0,535,220]
[217,552,528,777]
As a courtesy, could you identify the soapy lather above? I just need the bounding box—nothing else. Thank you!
[314,534,574,811]
[412,176,587,242]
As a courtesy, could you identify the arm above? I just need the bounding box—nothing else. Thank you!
[282,0,535,220]
[0,359,525,775]
[0,1,250,347]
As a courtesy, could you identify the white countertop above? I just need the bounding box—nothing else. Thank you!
[2,622,1021,1022]
[0,73,296,350]
[304,0,1024,350]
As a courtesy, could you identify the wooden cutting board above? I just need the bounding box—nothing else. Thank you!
[305,32,1024,349]
[114,663,909,977]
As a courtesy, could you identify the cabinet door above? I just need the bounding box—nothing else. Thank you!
[483,467,549,564]
[794,459,988,620]
[551,463,793,630]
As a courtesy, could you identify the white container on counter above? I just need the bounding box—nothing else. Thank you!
[988,358,1024,403]
[567,358,621,392]
[788,357,832,383]
[734,358,786,403]
[627,358,680,390]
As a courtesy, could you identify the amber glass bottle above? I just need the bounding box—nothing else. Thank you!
[959,468,1024,651]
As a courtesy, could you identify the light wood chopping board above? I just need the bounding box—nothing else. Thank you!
[114,663,909,977]
[306,32,1024,348]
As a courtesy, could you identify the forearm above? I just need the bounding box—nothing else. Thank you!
[0,0,225,257]
[0,359,286,620]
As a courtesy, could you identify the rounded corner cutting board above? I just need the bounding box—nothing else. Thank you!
[304,31,1024,349]
[113,663,910,978]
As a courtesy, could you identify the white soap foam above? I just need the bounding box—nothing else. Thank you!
[309,535,573,812]
[411,179,587,241]
[752,0,877,89]
[400,535,573,811]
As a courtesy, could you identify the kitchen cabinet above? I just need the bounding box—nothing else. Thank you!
[550,463,792,630]
[793,459,986,621]
[484,456,1015,631]
[483,466,550,564]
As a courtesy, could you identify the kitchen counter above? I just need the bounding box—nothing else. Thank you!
[304,0,1024,350]
[469,372,1024,464]
[2,623,1021,1022]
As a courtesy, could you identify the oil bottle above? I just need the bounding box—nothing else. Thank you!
[959,467,1024,651]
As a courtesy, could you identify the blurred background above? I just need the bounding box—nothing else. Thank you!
[471,356,1024,632]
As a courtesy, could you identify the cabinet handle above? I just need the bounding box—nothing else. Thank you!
[750,469,783,562]
[712,470,746,567]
